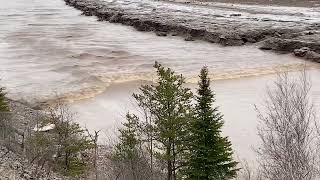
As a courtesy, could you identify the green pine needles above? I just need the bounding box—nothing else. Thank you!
[0,87,9,112]
[184,66,238,180]
[115,113,142,161]
[133,62,194,180]
[119,63,239,180]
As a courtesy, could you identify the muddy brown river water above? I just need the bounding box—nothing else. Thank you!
[1,0,320,163]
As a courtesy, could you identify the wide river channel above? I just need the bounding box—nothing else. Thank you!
[1,0,320,163]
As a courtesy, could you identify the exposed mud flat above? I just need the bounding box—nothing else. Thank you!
[64,0,320,62]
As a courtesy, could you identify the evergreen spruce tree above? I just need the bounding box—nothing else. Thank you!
[185,66,238,180]
[0,87,9,112]
[133,62,193,180]
[115,113,141,162]
[56,121,93,176]
[47,106,94,177]
[0,86,10,139]
[114,113,142,180]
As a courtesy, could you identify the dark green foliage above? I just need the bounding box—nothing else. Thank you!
[54,119,94,176]
[185,67,238,180]
[0,87,9,112]
[0,86,10,140]
[133,62,193,180]
[25,126,56,177]
[115,113,141,161]
[113,113,147,180]
[46,106,94,177]
[25,106,94,178]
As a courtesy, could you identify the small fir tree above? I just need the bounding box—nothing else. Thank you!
[0,87,9,112]
[48,105,94,177]
[0,86,10,139]
[115,113,142,180]
[185,66,238,180]
[115,113,141,161]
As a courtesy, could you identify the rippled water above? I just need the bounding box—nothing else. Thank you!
[1,0,318,103]
[1,0,320,164]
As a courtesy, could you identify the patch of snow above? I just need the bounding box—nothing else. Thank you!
[33,124,55,132]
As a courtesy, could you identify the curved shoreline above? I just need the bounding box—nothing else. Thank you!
[184,0,320,7]
[64,0,320,62]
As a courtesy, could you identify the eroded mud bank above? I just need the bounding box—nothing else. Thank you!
[64,0,320,62]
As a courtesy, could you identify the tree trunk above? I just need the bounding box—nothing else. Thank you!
[150,125,153,176]
[172,140,176,180]
[167,159,172,180]
[65,151,69,170]
[94,131,99,180]
[167,140,172,180]
[131,160,137,180]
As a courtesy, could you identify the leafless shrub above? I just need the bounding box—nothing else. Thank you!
[85,129,100,180]
[256,71,317,180]
[96,132,165,180]
[236,159,254,180]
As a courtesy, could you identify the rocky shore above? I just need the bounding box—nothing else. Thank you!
[0,100,115,180]
[0,146,67,180]
[64,0,320,62]
[191,0,320,7]
[0,100,67,180]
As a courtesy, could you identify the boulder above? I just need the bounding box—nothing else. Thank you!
[185,35,194,41]
[230,13,241,17]
[293,47,311,57]
[293,47,320,62]
[109,13,122,23]
[156,31,167,37]
[305,51,320,62]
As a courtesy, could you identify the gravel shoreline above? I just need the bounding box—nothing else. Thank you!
[64,0,320,62]
[191,0,320,7]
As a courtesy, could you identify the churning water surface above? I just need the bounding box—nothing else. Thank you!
[1,0,319,102]
[1,0,320,163]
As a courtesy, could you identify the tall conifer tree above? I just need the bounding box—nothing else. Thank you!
[114,113,142,180]
[115,113,141,161]
[185,67,238,180]
[133,62,193,180]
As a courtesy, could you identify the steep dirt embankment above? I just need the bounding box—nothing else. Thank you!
[64,0,320,62]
